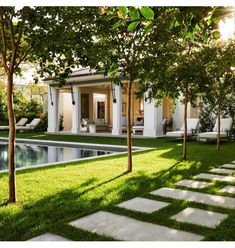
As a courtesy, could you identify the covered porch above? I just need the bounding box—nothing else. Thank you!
[45,69,198,138]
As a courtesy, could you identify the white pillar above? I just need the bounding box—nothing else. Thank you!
[47,85,59,133]
[72,148,81,160]
[71,86,81,134]
[47,146,58,163]
[112,84,122,135]
[173,98,184,130]
[143,94,163,137]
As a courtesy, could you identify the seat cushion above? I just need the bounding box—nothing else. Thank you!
[166,131,193,137]
[213,118,233,132]
[198,132,228,139]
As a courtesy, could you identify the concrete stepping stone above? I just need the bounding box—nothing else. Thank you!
[209,168,235,175]
[220,186,235,194]
[69,211,203,241]
[150,187,235,209]
[28,232,70,241]
[175,179,211,189]
[222,164,235,169]
[170,207,228,228]
[117,197,169,213]
[194,173,235,183]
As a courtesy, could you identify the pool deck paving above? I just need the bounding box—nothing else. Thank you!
[220,185,235,194]
[194,173,235,183]
[209,168,235,175]
[150,187,235,209]
[170,207,228,228]
[221,164,235,169]
[117,197,169,213]
[28,233,70,241]
[175,179,211,189]
[69,211,203,241]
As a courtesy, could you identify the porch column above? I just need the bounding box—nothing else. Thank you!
[143,93,163,137]
[47,146,58,163]
[112,84,122,135]
[173,98,184,130]
[71,86,81,134]
[47,85,59,133]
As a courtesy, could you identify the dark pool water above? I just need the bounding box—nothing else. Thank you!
[0,141,115,171]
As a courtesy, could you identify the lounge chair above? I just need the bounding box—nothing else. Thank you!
[166,118,200,138]
[16,118,41,131]
[0,118,28,130]
[198,118,233,141]
[132,118,144,134]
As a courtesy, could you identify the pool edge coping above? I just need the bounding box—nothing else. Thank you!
[0,137,154,173]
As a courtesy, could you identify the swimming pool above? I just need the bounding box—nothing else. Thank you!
[0,139,128,172]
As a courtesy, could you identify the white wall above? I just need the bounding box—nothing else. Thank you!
[59,93,72,131]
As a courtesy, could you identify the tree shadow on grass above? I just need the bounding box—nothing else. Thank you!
[0,153,234,241]
[0,137,234,241]
[0,160,190,241]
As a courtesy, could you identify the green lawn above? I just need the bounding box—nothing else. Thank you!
[0,132,235,241]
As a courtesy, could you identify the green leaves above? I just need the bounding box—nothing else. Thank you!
[188,32,195,41]
[143,21,153,35]
[129,7,139,19]
[140,7,154,20]
[212,30,221,39]
[174,20,180,27]
[127,22,138,31]
[113,20,121,29]
[118,7,127,18]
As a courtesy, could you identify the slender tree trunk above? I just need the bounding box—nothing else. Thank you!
[7,72,16,203]
[183,94,188,160]
[217,103,221,151]
[127,78,133,172]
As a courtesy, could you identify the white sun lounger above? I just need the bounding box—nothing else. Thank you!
[0,118,28,130]
[166,118,200,138]
[16,118,41,130]
[198,118,233,141]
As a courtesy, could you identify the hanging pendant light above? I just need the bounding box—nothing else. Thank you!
[49,85,54,106]
[70,83,75,105]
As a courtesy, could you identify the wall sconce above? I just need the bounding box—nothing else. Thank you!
[70,83,75,105]
[49,85,54,106]
[112,84,117,103]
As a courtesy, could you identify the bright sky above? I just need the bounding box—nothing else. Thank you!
[14,66,36,85]
[218,14,235,40]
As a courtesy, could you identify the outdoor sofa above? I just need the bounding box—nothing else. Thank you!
[198,118,233,141]
[166,118,200,138]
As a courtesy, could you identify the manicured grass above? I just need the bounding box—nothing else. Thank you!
[0,132,235,241]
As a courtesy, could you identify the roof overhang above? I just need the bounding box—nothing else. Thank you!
[43,67,128,87]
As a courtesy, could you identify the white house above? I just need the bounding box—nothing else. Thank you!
[44,68,199,137]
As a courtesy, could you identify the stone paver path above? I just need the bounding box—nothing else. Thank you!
[69,211,203,241]
[209,168,235,175]
[222,164,235,169]
[117,197,169,213]
[28,160,235,241]
[28,233,70,241]
[170,207,228,228]
[151,187,235,209]
[194,173,235,183]
[220,186,235,194]
[175,179,211,189]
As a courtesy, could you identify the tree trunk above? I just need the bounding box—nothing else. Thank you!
[217,103,221,151]
[7,72,16,203]
[183,94,188,160]
[127,79,133,172]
